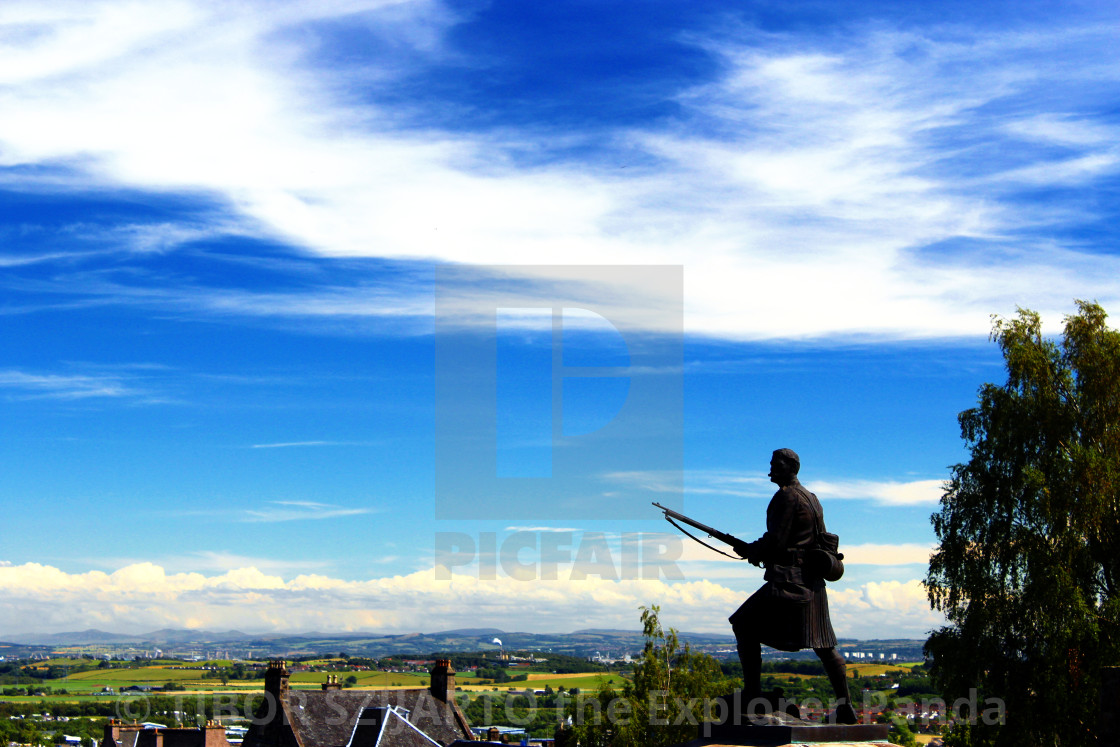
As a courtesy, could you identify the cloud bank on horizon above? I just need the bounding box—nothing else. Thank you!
[0,559,942,640]
[2,0,1119,338]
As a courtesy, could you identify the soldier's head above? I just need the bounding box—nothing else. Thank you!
[769,448,800,485]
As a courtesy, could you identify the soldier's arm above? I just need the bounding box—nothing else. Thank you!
[751,490,798,564]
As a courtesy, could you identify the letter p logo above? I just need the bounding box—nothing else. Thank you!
[436,266,682,519]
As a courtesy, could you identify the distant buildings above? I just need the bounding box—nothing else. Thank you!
[587,652,631,665]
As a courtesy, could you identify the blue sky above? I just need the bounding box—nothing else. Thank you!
[1,0,1119,639]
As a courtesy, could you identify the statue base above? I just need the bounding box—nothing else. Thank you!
[696,691,890,744]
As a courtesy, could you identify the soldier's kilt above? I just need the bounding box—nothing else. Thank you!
[729,577,837,652]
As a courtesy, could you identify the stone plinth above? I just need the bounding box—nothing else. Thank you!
[687,743,896,747]
[695,701,890,745]
[696,721,889,745]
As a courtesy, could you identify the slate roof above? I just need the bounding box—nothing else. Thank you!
[113,731,141,747]
[244,689,472,747]
[102,723,230,747]
[348,707,440,747]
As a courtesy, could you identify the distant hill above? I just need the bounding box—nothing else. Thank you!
[433,628,504,636]
[141,628,256,643]
[5,627,927,662]
[18,629,145,645]
[571,629,632,634]
[7,626,709,656]
[0,641,52,658]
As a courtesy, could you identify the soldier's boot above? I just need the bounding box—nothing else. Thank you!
[832,702,857,725]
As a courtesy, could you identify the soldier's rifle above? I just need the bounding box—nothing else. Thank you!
[652,501,750,560]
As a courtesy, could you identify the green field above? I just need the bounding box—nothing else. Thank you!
[67,668,202,682]
[0,662,628,701]
[19,665,435,695]
[22,658,92,668]
[460,673,626,691]
[289,670,429,688]
[57,667,209,692]
[845,663,912,677]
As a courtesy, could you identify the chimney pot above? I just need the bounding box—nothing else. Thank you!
[429,660,455,701]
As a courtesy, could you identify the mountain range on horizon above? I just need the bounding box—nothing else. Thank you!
[3,626,696,647]
[0,626,927,663]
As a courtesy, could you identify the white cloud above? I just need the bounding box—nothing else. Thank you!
[2,6,1119,339]
[504,526,584,533]
[840,543,934,565]
[806,479,944,506]
[607,469,771,498]
[250,441,373,448]
[613,470,943,506]
[0,561,942,638]
[95,552,334,575]
[0,369,137,399]
[828,579,945,639]
[240,501,375,522]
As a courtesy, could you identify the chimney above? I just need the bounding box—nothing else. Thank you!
[265,660,290,699]
[103,718,144,747]
[429,659,455,701]
[102,718,121,747]
[203,720,227,747]
[322,675,342,691]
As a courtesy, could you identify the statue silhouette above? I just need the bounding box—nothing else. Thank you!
[730,449,856,724]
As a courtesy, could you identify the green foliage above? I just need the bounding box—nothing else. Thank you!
[476,666,513,682]
[887,713,918,747]
[560,605,731,747]
[942,721,1000,747]
[462,691,567,738]
[719,659,831,678]
[925,301,1120,747]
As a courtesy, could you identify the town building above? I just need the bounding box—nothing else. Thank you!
[101,719,231,747]
[243,659,473,747]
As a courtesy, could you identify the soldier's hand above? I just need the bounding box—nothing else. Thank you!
[735,541,761,565]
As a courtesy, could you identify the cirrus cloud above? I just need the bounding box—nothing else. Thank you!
[2,3,1119,339]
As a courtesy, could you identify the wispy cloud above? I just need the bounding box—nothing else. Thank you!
[2,5,1118,339]
[250,441,375,449]
[606,469,943,506]
[504,526,584,533]
[240,501,375,523]
[605,469,772,498]
[0,369,138,399]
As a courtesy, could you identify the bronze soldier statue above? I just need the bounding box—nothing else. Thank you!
[731,448,856,724]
